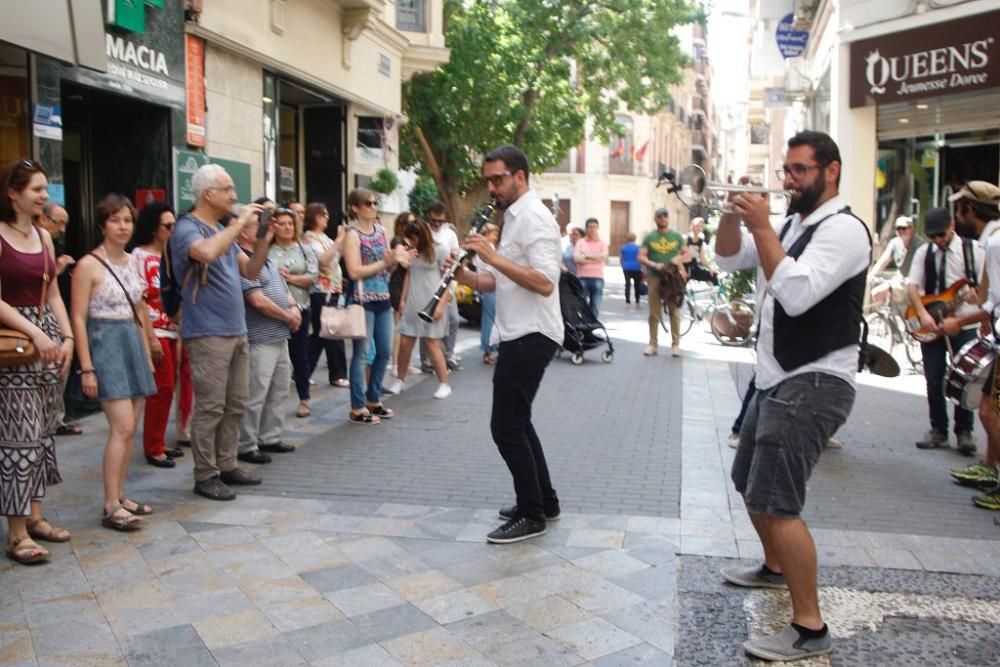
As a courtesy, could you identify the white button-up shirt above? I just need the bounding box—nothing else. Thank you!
[716,195,871,390]
[482,190,564,346]
[905,230,984,328]
[978,218,1000,315]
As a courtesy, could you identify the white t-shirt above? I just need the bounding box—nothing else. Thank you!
[482,190,564,346]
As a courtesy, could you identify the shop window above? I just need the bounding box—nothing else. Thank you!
[0,45,29,163]
[357,116,385,165]
[397,0,426,32]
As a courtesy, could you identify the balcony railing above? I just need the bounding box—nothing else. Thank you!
[609,157,635,175]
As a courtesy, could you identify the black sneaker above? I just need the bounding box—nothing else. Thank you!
[237,450,272,464]
[220,467,262,486]
[498,504,560,522]
[486,517,546,544]
[259,441,296,453]
[193,476,236,501]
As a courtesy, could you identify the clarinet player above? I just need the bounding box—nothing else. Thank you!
[450,145,565,544]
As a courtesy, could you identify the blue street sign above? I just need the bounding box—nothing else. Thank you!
[775,13,809,59]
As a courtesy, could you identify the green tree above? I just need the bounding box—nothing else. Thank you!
[401,0,703,228]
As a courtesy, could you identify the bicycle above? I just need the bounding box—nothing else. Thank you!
[662,279,756,346]
[865,276,922,372]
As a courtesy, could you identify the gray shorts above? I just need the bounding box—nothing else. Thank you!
[732,372,855,518]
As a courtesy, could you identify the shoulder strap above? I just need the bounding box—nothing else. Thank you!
[88,252,143,328]
[962,236,978,287]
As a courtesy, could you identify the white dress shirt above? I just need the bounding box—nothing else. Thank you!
[978,218,1000,316]
[482,190,564,346]
[716,195,871,391]
[905,230,985,328]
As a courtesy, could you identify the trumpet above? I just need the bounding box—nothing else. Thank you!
[418,199,498,323]
[672,164,790,215]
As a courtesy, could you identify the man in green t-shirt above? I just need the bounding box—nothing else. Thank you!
[639,208,690,356]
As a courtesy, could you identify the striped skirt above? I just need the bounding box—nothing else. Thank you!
[0,305,63,517]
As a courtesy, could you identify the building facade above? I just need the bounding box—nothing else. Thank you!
[533,23,719,255]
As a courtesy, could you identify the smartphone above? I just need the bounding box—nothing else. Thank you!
[257,208,272,239]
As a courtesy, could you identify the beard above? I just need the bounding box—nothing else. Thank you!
[787,173,826,216]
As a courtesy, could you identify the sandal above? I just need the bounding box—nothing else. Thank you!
[367,404,394,419]
[119,498,153,516]
[102,505,143,532]
[483,352,496,365]
[6,536,49,564]
[26,517,71,543]
[55,423,83,436]
[349,410,381,425]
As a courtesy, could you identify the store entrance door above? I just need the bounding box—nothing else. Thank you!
[61,82,171,258]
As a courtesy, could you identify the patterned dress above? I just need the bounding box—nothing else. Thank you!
[0,235,62,517]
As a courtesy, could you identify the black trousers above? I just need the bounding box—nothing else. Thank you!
[920,328,976,434]
[308,292,348,383]
[491,332,560,521]
[623,270,643,303]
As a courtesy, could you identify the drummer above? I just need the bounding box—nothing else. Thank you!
[938,181,1000,510]
[906,206,984,456]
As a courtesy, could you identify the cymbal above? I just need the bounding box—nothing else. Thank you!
[864,343,900,377]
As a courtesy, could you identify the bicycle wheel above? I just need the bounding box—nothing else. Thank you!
[710,300,755,346]
[660,297,696,337]
[864,312,896,355]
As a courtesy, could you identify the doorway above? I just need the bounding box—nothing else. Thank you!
[610,201,630,256]
[60,82,171,257]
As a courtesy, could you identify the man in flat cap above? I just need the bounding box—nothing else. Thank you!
[938,181,1000,509]
[906,206,985,455]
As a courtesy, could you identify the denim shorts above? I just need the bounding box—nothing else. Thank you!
[732,372,855,518]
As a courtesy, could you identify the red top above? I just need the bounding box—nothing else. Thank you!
[0,233,50,306]
[132,247,176,334]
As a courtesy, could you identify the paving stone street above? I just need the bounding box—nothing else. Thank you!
[1,272,998,666]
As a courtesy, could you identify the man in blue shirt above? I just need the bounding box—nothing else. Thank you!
[170,164,272,501]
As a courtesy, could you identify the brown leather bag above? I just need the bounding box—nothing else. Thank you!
[659,264,686,308]
[0,229,51,368]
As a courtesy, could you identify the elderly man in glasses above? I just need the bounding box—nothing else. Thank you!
[906,206,984,455]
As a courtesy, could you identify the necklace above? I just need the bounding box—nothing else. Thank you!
[100,244,129,265]
[3,221,33,238]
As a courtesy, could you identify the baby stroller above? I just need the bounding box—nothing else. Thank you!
[556,273,614,365]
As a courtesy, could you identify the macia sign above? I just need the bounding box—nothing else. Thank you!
[850,9,999,107]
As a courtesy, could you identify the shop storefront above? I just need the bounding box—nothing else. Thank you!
[34,0,189,257]
[849,8,1000,233]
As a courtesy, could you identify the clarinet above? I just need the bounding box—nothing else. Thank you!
[418,199,497,323]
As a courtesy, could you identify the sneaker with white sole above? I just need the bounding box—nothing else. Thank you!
[825,437,842,449]
[643,344,657,356]
[384,378,403,395]
[433,383,452,399]
[720,564,788,589]
[671,343,681,357]
[486,517,546,544]
[728,432,740,448]
[743,625,832,662]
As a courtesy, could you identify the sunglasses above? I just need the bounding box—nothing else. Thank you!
[161,222,175,230]
[361,200,378,208]
[483,171,512,187]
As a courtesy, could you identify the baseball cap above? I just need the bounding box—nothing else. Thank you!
[948,181,1000,207]
[654,208,669,218]
[923,207,952,236]
[894,216,913,229]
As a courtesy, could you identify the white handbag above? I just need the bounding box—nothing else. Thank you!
[319,279,366,340]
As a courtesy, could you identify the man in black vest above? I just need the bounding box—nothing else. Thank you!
[714,131,870,662]
[905,207,984,455]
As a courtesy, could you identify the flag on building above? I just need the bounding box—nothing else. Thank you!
[633,140,650,162]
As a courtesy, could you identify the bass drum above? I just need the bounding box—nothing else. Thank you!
[945,337,996,411]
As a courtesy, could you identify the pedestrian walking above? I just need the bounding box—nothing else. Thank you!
[71,194,158,530]
[0,159,74,563]
[574,217,608,318]
[451,145,564,544]
[620,232,642,306]
[132,202,191,468]
[268,208,318,417]
[385,219,450,399]
[342,188,405,424]
[303,203,349,388]
[715,131,870,662]
[169,164,273,501]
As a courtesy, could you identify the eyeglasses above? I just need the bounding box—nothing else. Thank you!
[428,217,447,225]
[209,185,236,193]
[775,163,823,180]
[483,171,513,187]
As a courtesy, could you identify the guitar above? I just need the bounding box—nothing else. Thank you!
[904,279,972,342]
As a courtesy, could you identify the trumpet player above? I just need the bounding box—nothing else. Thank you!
[715,131,870,662]
[449,145,564,544]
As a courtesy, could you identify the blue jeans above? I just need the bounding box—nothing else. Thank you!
[350,305,393,410]
[579,277,604,319]
[480,291,497,354]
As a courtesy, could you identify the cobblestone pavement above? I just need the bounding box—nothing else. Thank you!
[1,273,998,665]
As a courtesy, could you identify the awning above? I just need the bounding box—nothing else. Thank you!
[0,0,106,71]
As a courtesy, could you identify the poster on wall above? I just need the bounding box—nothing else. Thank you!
[185,34,206,147]
[32,103,62,141]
